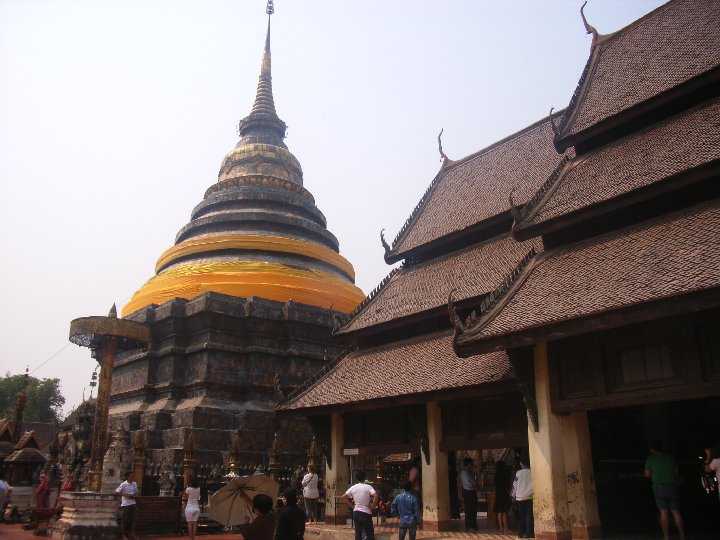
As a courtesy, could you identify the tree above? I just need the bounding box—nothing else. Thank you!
[0,372,65,424]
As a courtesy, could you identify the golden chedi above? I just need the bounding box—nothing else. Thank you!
[123,13,363,317]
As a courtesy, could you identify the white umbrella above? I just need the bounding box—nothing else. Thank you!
[208,474,280,527]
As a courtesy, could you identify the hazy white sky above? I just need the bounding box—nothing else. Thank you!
[0,0,665,416]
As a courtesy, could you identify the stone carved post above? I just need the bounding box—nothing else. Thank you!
[133,431,146,493]
[268,433,280,482]
[183,430,196,489]
[68,304,149,492]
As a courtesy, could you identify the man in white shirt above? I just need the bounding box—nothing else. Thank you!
[459,457,478,531]
[115,471,139,540]
[342,471,379,540]
[511,458,534,539]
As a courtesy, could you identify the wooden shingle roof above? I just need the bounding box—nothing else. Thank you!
[555,0,720,151]
[516,97,720,238]
[339,234,541,335]
[455,199,720,355]
[387,116,568,261]
[279,332,513,412]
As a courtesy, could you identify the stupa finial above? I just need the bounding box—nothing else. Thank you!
[237,0,286,142]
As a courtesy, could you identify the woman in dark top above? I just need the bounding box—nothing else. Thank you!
[493,461,512,533]
[275,488,306,540]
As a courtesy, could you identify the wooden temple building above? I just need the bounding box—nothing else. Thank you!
[102,4,364,470]
[279,0,720,537]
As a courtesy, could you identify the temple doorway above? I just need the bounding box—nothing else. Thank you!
[588,397,720,535]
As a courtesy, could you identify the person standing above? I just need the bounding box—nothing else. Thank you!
[35,473,51,509]
[704,444,720,502]
[115,471,139,540]
[391,481,422,540]
[342,471,379,540]
[511,458,533,539]
[184,476,201,540]
[459,457,478,531]
[0,474,12,523]
[301,465,319,524]
[275,488,306,540]
[493,461,512,533]
[644,439,685,540]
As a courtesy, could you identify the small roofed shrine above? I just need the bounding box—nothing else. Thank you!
[102,1,364,474]
[280,0,720,536]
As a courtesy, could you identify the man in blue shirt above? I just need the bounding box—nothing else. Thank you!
[391,482,422,540]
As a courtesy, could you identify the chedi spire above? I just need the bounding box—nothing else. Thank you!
[123,1,364,316]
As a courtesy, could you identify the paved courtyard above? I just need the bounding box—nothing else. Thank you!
[0,520,714,540]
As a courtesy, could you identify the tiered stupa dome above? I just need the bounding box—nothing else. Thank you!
[123,12,364,316]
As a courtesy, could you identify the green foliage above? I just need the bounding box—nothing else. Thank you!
[0,372,65,424]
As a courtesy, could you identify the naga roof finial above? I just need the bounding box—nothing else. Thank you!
[380,229,391,256]
[508,188,521,224]
[549,107,560,137]
[448,290,465,334]
[580,1,599,44]
[438,128,449,164]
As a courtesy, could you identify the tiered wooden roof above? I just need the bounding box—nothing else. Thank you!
[555,0,720,152]
[278,333,513,414]
[386,117,568,262]
[282,0,720,412]
[456,200,720,355]
[454,0,720,356]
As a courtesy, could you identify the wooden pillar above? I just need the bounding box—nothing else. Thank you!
[528,342,601,540]
[421,401,451,531]
[561,412,602,539]
[323,413,349,524]
[89,338,117,492]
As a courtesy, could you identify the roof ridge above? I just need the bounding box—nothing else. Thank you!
[390,114,565,257]
[451,247,539,339]
[282,346,354,405]
[514,154,573,226]
[336,264,405,333]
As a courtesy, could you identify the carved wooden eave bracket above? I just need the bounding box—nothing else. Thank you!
[549,107,561,138]
[407,407,430,466]
[448,289,465,344]
[508,350,539,432]
[508,189,521,230]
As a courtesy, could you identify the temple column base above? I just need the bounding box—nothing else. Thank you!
[50,492,120,540]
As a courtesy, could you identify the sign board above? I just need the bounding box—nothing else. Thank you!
[135,496,182,533]
[343,448,366,456]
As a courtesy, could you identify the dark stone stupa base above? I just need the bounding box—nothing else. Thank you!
[109,292,345,467]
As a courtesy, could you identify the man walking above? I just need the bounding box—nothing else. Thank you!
[391,481,422,540]
[342,471,379,540]
[115,471,139,540]
[459,457,477,531]
[644,439,685,540]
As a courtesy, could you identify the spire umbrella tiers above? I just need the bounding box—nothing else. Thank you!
[69,305,149,492]
[123,4,364,317]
